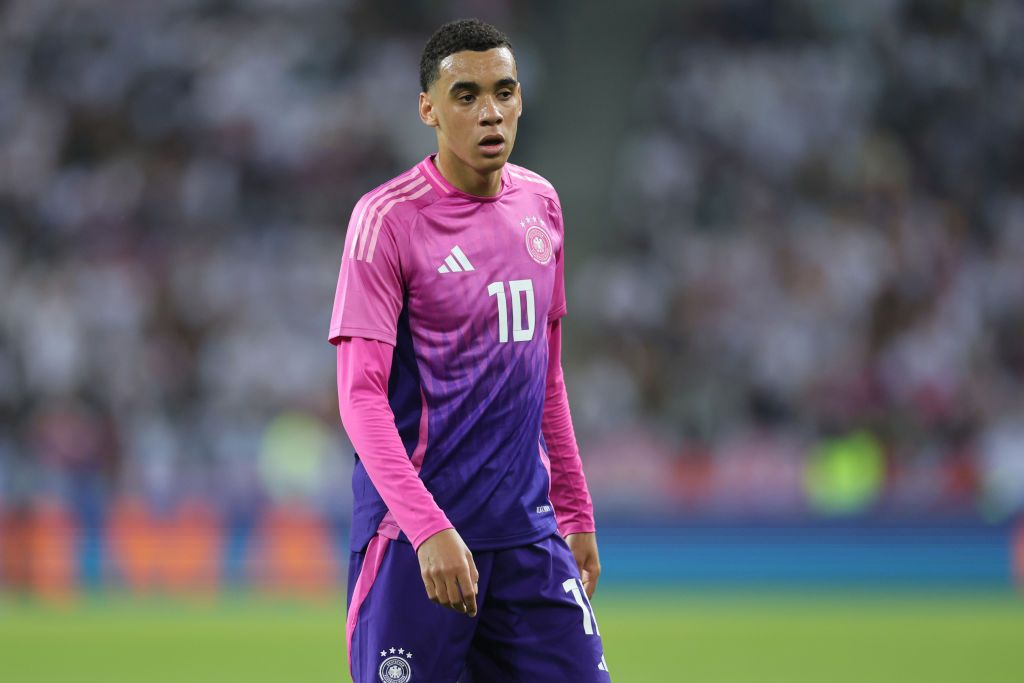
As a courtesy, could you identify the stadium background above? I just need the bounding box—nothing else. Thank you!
[1,0,1022,681]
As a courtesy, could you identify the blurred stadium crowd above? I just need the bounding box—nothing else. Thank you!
[573,0,1024,518]
[1,0,1023,589]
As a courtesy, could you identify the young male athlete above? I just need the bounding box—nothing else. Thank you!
[329,19,609,682]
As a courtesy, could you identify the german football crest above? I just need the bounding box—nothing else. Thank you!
[378,646,413,682]
[528,222,552,264]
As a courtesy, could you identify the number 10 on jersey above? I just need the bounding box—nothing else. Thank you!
[487,279,535,343]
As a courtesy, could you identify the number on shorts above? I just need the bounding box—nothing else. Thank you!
[562,577,600,635]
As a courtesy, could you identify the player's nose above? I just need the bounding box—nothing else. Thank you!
[478,97,503,125]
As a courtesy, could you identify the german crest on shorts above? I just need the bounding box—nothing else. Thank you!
[378,646,412,682]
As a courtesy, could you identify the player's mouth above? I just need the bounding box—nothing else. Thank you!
[478,134,505,156]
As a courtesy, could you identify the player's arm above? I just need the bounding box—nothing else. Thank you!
[336,337,478,617]
[541,318,601,598]
[331,201,477,617]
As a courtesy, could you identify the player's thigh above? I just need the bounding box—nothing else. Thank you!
[465,534,611,682]
[347,536,485,683]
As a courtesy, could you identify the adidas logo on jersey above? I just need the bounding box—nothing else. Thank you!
[437,245,475,273]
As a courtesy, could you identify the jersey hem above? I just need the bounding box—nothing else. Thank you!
[382,517,559,552]
[463,519,559,551]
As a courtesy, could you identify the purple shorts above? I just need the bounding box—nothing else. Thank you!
[346,533,611,682]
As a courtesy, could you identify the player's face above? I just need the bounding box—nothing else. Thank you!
[420,47,522,177]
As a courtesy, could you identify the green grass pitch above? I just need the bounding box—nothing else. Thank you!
[1,588,1021,682]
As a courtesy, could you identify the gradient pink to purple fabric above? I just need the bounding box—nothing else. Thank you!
[330,155,594,555]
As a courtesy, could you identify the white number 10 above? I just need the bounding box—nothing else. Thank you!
[487,279,535,343]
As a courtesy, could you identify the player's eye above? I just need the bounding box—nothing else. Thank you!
[459,94,475,103]
[498,90,512,99]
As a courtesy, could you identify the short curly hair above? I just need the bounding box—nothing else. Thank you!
[419,19,513,93]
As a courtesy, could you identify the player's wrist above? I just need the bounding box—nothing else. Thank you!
[411,522,457,553]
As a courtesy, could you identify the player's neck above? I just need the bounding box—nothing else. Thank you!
[434,150,502,197]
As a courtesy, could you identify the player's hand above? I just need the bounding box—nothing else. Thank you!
[565,532,601,599]
[416,528,479,617]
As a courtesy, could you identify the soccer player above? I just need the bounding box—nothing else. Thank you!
[329,18,609,682]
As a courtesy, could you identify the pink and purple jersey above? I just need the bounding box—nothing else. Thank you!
[329,154,567,552]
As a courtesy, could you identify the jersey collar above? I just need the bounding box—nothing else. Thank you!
[419,154,511,203]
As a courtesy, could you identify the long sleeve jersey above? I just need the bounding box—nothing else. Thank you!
[329,154,595,553]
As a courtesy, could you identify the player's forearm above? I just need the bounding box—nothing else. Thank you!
[337,338,453,549]
[541,320,596,536]
[542,384,596,535]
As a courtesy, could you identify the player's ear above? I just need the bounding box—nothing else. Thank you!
[516,83,523,119]
[419,92,439,128]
